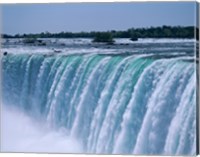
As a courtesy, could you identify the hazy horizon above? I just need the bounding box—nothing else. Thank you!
[2,2,197,35]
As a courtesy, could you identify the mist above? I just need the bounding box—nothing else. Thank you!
[1,106,83,153]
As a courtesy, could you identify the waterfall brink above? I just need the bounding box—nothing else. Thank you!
[2,53,196,155]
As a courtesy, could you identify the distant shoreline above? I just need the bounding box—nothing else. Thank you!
[2,26,198,40]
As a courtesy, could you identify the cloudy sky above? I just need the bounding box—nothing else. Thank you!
[2,2,197,35]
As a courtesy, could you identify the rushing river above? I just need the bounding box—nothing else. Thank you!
[1,38,198,155]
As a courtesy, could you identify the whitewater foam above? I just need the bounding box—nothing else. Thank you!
[1,106,83,153]
[1,53,196,155]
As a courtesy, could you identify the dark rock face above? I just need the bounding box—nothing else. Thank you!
[3,52,8,56]
[130,37,138,41]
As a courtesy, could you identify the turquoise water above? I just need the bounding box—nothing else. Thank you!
[2,52,197,155]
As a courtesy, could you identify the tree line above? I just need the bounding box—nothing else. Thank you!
[2,26,199,40]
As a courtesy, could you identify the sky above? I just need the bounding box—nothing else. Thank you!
[1,2,197,35]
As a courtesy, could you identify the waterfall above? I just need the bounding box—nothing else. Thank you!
[1,53,196,155]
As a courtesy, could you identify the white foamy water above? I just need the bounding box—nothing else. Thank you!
[1,38,195,56]
[2,38,195,45]
[1,40,196,155]
[1,106,83,153]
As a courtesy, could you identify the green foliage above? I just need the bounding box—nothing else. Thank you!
[93,32,114,43]
[23,37,46,46]
[2,26,198,39]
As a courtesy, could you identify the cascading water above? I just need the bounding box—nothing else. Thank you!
[1,52,196,155]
